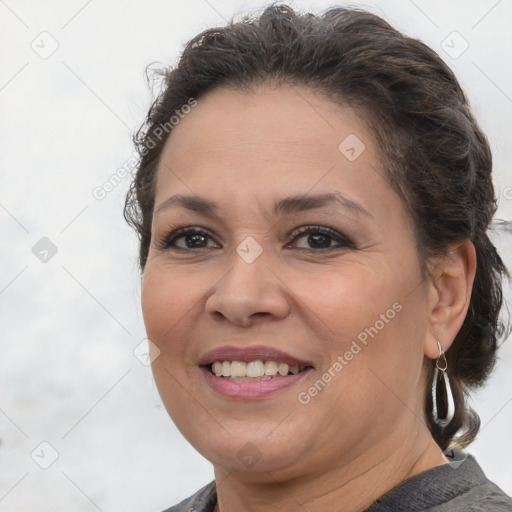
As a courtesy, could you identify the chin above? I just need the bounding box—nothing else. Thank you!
[189,429,311,478]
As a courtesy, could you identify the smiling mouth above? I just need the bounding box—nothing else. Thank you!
[204,360,313,381]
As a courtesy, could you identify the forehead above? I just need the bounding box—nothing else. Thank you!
[154,84,385,206]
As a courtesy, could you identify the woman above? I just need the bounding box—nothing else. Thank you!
[124,4,512,511]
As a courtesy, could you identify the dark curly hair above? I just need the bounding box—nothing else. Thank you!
[124,4,509,450]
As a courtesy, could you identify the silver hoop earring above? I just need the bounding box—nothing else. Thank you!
[432,341,455,429]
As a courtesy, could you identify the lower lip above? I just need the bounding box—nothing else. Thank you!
[200,367,313,400]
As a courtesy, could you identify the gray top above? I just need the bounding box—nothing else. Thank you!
[161,456,512,511]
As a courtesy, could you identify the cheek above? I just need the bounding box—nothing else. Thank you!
[308,261,425,388]
[141,271,169,343]
[304,264,390,341]
[141,266,202,426]
[141,265,199,357]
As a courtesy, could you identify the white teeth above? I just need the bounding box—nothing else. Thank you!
[264,361,278,376]
[246,360,265,377]
[213,361,222,376]
[211,360,308,378]
[289,365,300,375]
[230,361,247,377]
[278,363,289,376]
[221,361,231,377]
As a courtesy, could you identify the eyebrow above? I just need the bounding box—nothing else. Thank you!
[154,192,372,219]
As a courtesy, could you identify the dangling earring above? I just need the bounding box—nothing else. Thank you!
[432,341,455,429]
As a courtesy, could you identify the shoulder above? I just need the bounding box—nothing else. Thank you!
[160,481,217,512]
[442,480,512,511]
[367,455,512,512]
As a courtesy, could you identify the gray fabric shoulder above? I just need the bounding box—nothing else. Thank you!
[367,455,512,512]
[428,480,512,511]
[159,457,512,512]
[160,481,216,512]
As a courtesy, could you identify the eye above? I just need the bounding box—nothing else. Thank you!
[156,227,221,251]
[287,225,354,251]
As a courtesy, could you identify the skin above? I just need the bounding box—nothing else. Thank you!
[141,84,476,512]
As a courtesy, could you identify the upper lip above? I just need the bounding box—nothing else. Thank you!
[198,345,314,367]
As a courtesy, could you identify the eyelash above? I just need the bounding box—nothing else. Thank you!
[155,225,355,252]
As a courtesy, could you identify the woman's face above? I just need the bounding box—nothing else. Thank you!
[142,85,433,479]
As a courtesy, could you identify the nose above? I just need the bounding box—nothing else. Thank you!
[205,247,291,327]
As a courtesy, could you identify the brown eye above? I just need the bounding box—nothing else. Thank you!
[158,228,221,251]
[181,231,209,249]
[288,226,354,251]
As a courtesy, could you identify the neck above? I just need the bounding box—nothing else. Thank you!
[213,429,446,512]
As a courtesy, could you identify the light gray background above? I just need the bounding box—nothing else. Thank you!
[1,0,511,511]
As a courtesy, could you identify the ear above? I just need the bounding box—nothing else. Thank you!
[424,240,477,359]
